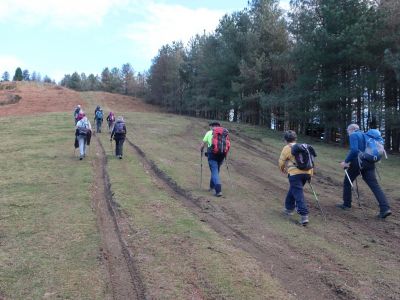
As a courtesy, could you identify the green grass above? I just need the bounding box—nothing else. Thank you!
[97,132,289,299]
[0,113,108,299]
[114,111,400,299]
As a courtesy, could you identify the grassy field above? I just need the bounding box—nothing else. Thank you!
[0,113,109,299]
[1,88,399,299]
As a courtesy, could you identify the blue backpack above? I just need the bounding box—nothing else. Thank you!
[95,110,103,120]
[359,129,386,163]
[114,121,125,134]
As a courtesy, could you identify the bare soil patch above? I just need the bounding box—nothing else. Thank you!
[0,82,84,117]
[91,137,146,299]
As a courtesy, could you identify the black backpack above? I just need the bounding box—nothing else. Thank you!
[291,143,317,170]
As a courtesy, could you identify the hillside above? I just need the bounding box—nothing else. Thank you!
[1,82,399,299]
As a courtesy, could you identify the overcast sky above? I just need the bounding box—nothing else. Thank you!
[0,0,290,82]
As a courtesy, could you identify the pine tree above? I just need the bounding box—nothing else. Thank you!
[2,71,10,81]
[22,69,30,81]
[13,67,23,81]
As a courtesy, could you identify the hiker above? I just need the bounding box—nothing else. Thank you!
[110,116,126,159]
[279,130,315,226]
[73,105,81,124]
[199,121,230,197]
[94,106,103,133]
[75,113,92,160]
[106,111,115,133]
[337,124,391,218]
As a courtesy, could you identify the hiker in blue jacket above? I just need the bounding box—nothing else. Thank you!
[337,124,391,218]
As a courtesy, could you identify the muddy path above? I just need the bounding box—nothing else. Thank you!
[125,137,341,300]
[91,137,146,300]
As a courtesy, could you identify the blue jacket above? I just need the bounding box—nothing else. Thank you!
[345,130,366,163]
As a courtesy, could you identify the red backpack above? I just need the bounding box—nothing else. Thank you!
[211,127,230,156]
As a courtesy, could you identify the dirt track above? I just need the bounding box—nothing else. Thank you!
[91,137,146,299]
[124,137,340,299]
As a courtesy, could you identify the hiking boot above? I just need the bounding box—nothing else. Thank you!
[119,155,122,159]
[215,192,223,197]
[300,215,309,226]
[79,156,83,160]
[283,209,294,216]
[378,209,392,219]
[336,204,351,210]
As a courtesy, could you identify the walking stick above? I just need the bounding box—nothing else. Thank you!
[345,169,367,219]
[375,165,382,181]
[200,150,203,189]
[110,139,113,156]
[225,156,234,189]
[308,181,327,222]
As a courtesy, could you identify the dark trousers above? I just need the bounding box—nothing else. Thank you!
[96,119,102,133]
[285,174,311,216]
[343,160,390,213]
[115,138,125,156]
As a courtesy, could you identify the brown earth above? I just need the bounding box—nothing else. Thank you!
[0,82,159,117]
[0,82,84,116]
[91,137,146,299]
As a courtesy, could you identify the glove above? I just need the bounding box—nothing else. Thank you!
[110,138,112,142]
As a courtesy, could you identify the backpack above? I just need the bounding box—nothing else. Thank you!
[95,110,103,120]
[114,121,125,134]
[211,127,230,156]
[359,129,386,163]
[291,143,317,170]
[77,121,89,136]
[74,107,80,118]
[108,113,115,122]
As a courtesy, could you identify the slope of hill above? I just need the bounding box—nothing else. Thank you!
[1,83,399,299]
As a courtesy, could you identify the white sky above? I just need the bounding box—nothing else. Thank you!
[0,0,290,81]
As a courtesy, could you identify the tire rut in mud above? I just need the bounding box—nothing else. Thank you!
[125,138,339,300]
[92,137,146,300]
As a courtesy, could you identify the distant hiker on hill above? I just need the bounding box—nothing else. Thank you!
[110,116,126,159]
[73,105,81,124]
[106,111,115,133]
[75,113,92,160]
[279,130,316,226]
[94,106,103,133]
[199,121,231,197]
[337,124,391,218]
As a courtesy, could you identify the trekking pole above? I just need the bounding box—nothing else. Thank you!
[308,180,327,222]
[200,150,203,189]
[110,139,113,156]
[225,156,234,189]
[375,165,382,181]
[354,177,367,219]
[345,169,367,219]
[344,169,353,188]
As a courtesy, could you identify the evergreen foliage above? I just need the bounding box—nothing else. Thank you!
[13,67,23,81]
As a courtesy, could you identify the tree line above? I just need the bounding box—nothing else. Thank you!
[1,67,54,83]
[146,0,400,152]
[60,63,147,97]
